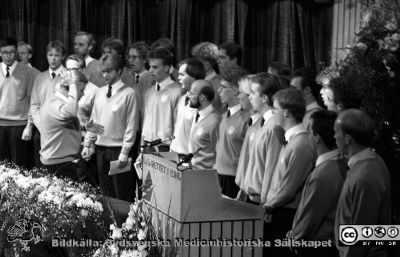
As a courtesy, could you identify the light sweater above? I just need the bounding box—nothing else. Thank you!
[40,92,81,165]
[170,93,196,154]
[84,79,140,155]
[213,106,249,176]
[0,62,37,126]
[189,105,220,170]
[141,77,182,143]
[30,68,65,130]
[265,124,316,209]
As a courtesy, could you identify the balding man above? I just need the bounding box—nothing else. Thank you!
[74,31,98,79]
[188,80,220,170]
[334,109,391,257]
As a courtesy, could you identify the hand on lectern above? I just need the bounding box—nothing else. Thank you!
[134,154,143,179]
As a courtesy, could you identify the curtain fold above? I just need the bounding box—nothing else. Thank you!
[0,0,333,73]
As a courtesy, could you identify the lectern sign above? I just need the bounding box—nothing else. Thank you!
[143,156,181,181]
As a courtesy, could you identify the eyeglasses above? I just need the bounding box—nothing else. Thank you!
[271,106,284,114]
[1,51,16,56]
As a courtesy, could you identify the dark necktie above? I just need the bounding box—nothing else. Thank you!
[5,66,10,78]
[226,110,231,119]
[185,96,190,106]
[156,83,160,92]
[195,112,200,123]
[51,72,56,79]
[136,74,140,84]
[107,85,112,98]
[247,118,253,126]
[260,117,265,127]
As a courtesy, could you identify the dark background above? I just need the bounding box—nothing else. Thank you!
[0,0,333,73]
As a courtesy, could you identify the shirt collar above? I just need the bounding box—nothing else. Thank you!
[27,63,32,67]
[197,104,214,123]
[306,101,320,112]
[2,61,17,76]
[205,70,217,81]
[316,149,341,167]
[263,109,274,123]
[55,91,69,102]
[49,65,65,78]
[285,123,306,142]
[136,70,147,77]
[85,56,94,66]
[251,113,261,124]
[157,76,174,90]
[228,104,241,116]
[348,148,375,169]
[109,79,124,94]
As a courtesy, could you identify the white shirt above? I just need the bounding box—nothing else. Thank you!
[205,70,218,81]
[263,109,274,124]
[250,113,261,124]
[348,148,375,169]
[49,65,65,79]
[85,56,94,66]
[306,101,320,112]
[284,123,306,143]
[315,149,341,167]
[228,104,241,116]
[156,76,174,91]
[108,79,125,96]
[1,61,17,76]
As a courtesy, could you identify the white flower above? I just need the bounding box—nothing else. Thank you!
[392,33,400,42]
[140,221,146,228]
[108,243,119,256]
[356,42,367,51]
[385,21,397,31]
[125,217,135,230]
[80,209,89,217]
[110,224,122,239]
[137,229,146,240]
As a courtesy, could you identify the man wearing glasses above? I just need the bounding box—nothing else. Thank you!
[0,37,37,168]
[214,66,248,198]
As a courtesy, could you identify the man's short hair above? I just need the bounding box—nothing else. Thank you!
[46,40,66,56]
[100,53,124,72]
[199,83,215,102]
[269,61,291,76]
[310,110,338,149]
[0,37,18,49]
[328,76,361,110]
[337,109,375,147]
[151,38,176,65]
[291,67,317,90]
[179,58,206,80]
[126,41,151,62]
[191,42,218,68]
[220,66,248,88]
[101,37,125,57]
[219,42,242,64]
[75,31,96,49]
[273,87,306,123]
[18,41,33,54]
[252,72,282,105]
[149,47,173,67]
[66,54,86,69]
[238,74,255,95]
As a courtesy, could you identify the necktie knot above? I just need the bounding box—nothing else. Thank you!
[51,72,56,79]
[226,110,231,119]
[5,66,10,78]
[107,85,112,98]
[260,117,265,127]
[195,112,200,123]
[185,96,190,106]
[156,83,160,92]
[247,118,253,126]
[135,74,140,84]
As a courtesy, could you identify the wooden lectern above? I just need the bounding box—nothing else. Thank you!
[142,153,264,257]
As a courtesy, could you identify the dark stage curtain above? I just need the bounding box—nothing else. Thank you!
[0,0,333,73]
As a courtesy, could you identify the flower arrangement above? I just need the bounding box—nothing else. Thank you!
[322,0,400,155]
[93,200,161,257]
[0,163,111,256]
